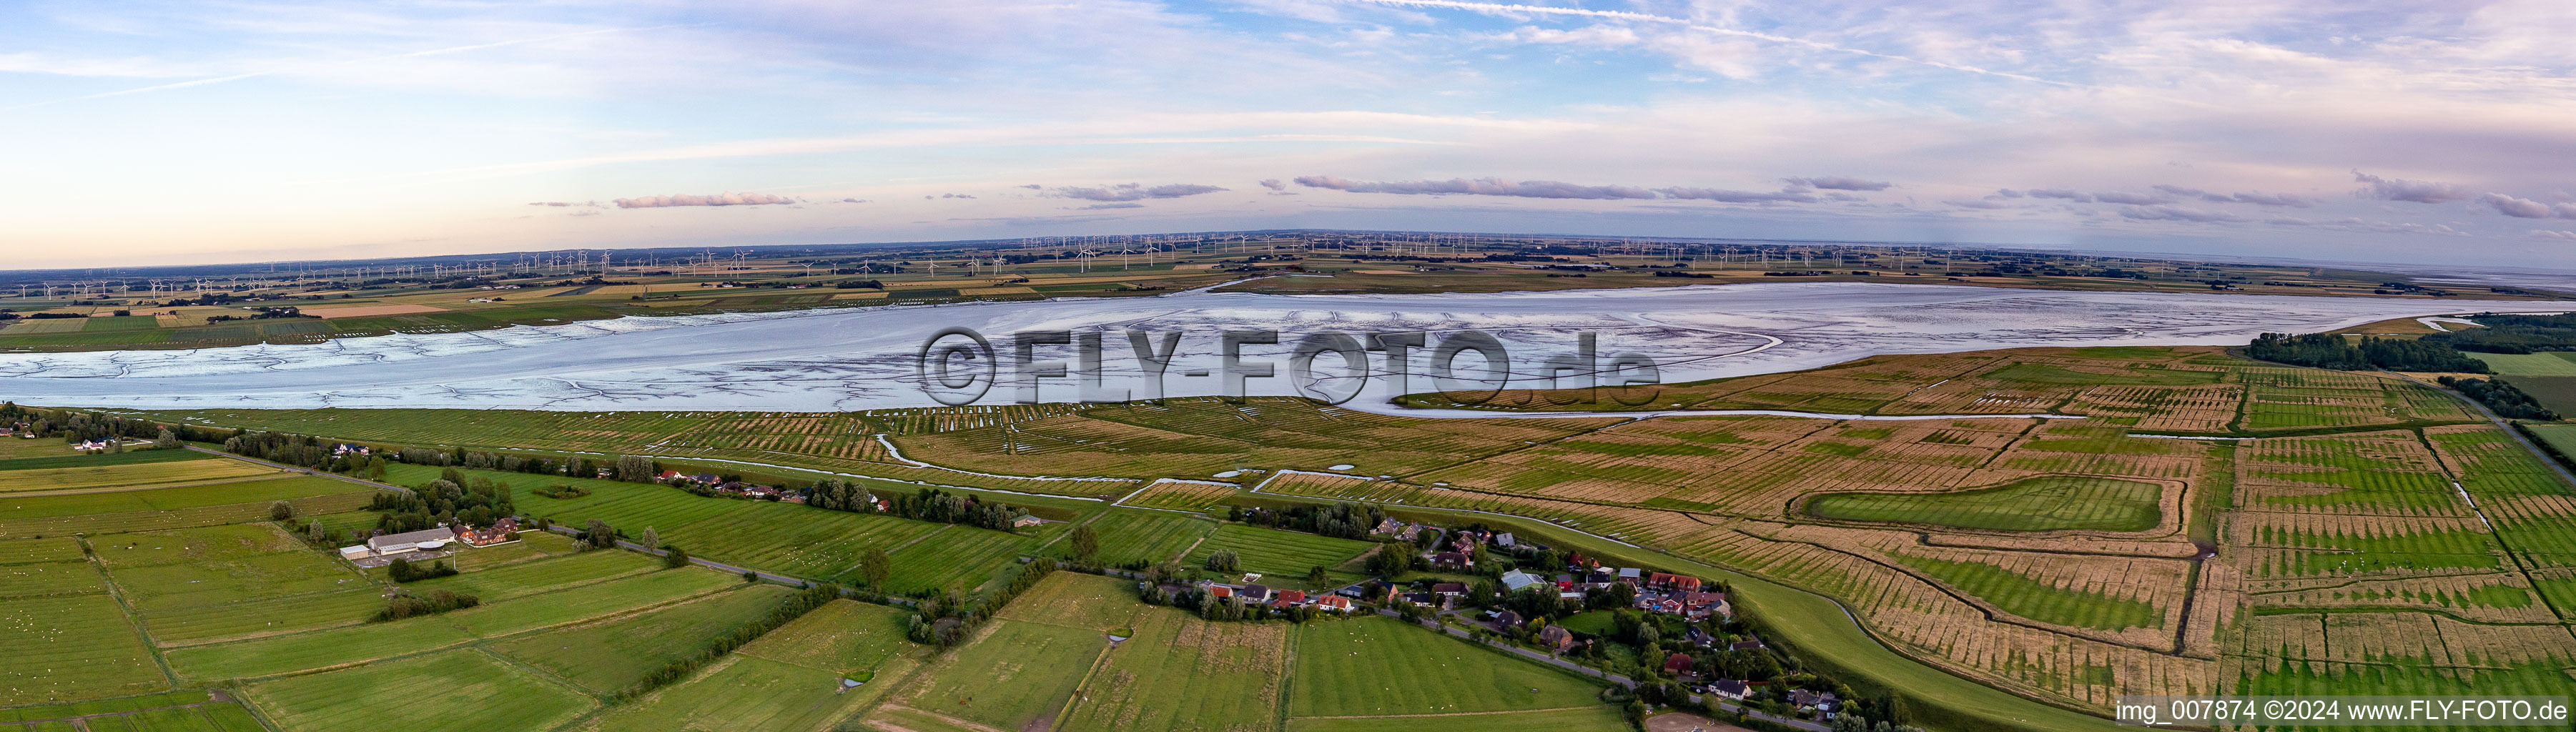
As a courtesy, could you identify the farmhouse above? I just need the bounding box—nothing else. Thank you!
[1708,680,1752,701]
[356,526,459,558]
[1646,572,1702,591]
[1536,625,1574,651]
[1662,652,1694,676]
[458,518,520,547]
[1315,595,1353,612]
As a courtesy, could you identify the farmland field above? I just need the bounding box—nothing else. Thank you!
[993,572,1143,633]
[0,458,277,494]
[492,583,794,693]
[1057,602,1289,732]
[585,598,924,732]
[1288,616,1608,717]
[1185,523,1376,588]
[1067,508,1217,567]
[0,593,167,706]
[241,650,596,732]
[163,565,737,682]
[1285,706,1632,732]
[97,523,382,643]
[889,618,1107,731]
[1804,476,2166,532]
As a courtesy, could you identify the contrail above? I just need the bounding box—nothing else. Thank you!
[1347,0,2082,88]
[5,26,641,112]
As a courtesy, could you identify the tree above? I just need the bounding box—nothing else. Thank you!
[615,455,655,483]
[1204,550,1239,573]
[1307,565,1329,586]
[1070,525,1100,562]
[583,518,616,550]
[269,500,295,521]
[858,547,892,588]
[639,526,660,550]
[1833,711,1870,732]
[742,570,759,583]
[661,545,691,569]
[154,427,179,450]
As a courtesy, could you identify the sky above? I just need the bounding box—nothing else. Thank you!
[2,0,2573,269]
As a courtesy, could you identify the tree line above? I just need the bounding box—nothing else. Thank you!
[2439,377,2560,420]
[2244,332,2491,372]
[807,480,1032,532]
[2424,313,2576,354]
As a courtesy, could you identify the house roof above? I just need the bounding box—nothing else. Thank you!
[1500,570,1541,590]
[367,526,458,550]
[1537,625,1573,642]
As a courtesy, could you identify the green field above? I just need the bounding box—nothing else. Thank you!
[164,565,736,682]
[0,593,167,706]
[1288,616,1606,717]
[0,692,266,731]
[1185,523,1376,588]
[1805,475,2164,532]
[0,476,363,520]
[242,649,596,732]
[993,572,1143,633]
[587,599,924,732]
[2468,351,2576,376]
[398,465,984,587]
[895,618,1107,731]
[97,524,381,643]
[1064,509,1216,567]
[1285,706,1632,732]
[1058,603,1288,732]
[1891,553,2163,631]
[0,488,377,540]
[0,458,277,493]
[491,583,795,693]
[0,448,204,473]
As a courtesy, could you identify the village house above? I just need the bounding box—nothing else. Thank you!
[1239,584,1273,603]
[1430,550,1473,570]
[1491,532,1514,548]
[1536,625,1575,652]
[1315,595,1353,613]
[1682,590,1729,619]
[1499,569,1543,593]
[1010,515,1044,528]
[1790,689,1840,716]
[1730,639,1765,651]
[1430,582,1466,598]
[1488,609,1523,628]
[1647,572,1703,592]
[1617,568,1642,583]
[1708,679,1752,701]
[1372,518,1403,535]
[457,518,520,547]
[1208,585,1234,600]
[1662,652,1694,676]
[1269,590,1307,608]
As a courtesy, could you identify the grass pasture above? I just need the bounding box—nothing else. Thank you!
[1185,523,1375,588]
[1059,604,1288,732]
[992,571,1141,633]
[895,618,1107,731]
[1804,475,2164,532]
[491,583,794,693]
[2467,351,2576,376]
[163,565,736,683]
[410,465,968,585]
[0,458,277,494]
[1892,553,2163,631]
[1285,706,1632,732]
[0,593,167,706]
[94,524,379,643]
[1288,616,1606,717]
[1068,509,1216,567]
[587,599,924,732]
[241,650,595,732]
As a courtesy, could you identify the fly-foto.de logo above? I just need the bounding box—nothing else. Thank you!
[912,327,1662,407]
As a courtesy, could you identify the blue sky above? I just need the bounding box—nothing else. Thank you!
[3,0,2572,268]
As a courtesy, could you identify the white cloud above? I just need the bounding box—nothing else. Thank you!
[613,192,794,208]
